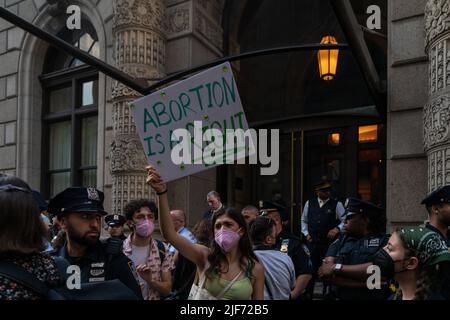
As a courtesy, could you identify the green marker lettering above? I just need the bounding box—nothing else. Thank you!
[144,136,156,156]
[222,76,236,105]
[144,108,158,132]
[152,102,171,127]
[188,85,205,111]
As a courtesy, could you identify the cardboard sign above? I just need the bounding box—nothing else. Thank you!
[130,62,254,182]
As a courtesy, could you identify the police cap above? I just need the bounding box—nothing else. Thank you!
[313,180,332,192]
[105,214,126,227]
[258,200,289,221]
[344,197,382,218]
[48,187,107,218]
[421,185,450,207]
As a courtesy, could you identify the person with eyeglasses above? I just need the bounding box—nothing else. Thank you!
[318,197,391,300]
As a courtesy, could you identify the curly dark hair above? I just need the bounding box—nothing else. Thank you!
[123,199,158,221]
[206,207,258,279]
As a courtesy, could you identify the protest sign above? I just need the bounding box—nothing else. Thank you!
[130,62,255,182]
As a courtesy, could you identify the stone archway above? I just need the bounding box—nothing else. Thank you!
[16,1,107,191]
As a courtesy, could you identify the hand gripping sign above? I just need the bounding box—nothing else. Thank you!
[130,62,257,183]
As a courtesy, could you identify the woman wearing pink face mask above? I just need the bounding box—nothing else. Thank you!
[146,166,265,300]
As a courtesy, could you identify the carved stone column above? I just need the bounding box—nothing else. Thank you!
[424,1,450,192]
[111,0,166,214]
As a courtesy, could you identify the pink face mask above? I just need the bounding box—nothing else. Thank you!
[214,227,241,252]
[135,219,154,237]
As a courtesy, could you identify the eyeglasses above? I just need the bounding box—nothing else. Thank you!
[0,184,31,193]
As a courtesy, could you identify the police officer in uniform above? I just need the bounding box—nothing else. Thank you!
[318,197,390,300]
[421,185,450,299]
[259,200,313,300]
[105,214,127,241]
[48,187,143,299]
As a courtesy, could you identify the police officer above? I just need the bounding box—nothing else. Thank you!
[421,185,450,299]
[48,187,143,299]
[301,181,345,297]
[318,197,390,300]
[259,200,313,300]
[105,214,127,241]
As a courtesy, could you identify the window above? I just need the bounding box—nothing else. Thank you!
[41,21,99,198]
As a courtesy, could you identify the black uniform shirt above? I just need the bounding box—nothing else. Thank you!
[54,241,143,299]
[275,230,313,277]
[326,233,389,300]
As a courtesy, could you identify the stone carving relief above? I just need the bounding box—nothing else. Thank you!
[111,0,164,214]
[111,81,141,100]
[194,7,223,51]
[115,29,165,73]
[112,174,155,214]
[110,137,148,173]
[425,0,450,48]
[428,39,450,95]
[428,146,450,191]
[424,95,450,151]
[166,4,191,37]
[113,0,166,33]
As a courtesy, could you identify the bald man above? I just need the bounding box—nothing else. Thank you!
[168,210,197,255]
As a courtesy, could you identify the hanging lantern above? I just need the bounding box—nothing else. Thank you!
[318,36,339,81]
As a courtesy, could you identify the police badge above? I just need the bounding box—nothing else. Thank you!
[87,187,100,201]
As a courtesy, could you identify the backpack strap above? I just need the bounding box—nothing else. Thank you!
[155,239,166,264]
[0,261,50,297]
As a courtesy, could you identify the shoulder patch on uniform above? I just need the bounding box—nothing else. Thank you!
[280,239,289,253]
[367,238,380,247]
[91,262,104,268]
[90,269,105,277]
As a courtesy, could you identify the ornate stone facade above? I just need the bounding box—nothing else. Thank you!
[424,0,450,192]
[166,0,223,53]
[425,0,450,49]
[111,0,166,214]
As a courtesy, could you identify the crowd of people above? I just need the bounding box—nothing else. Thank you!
[0,168,449,301]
